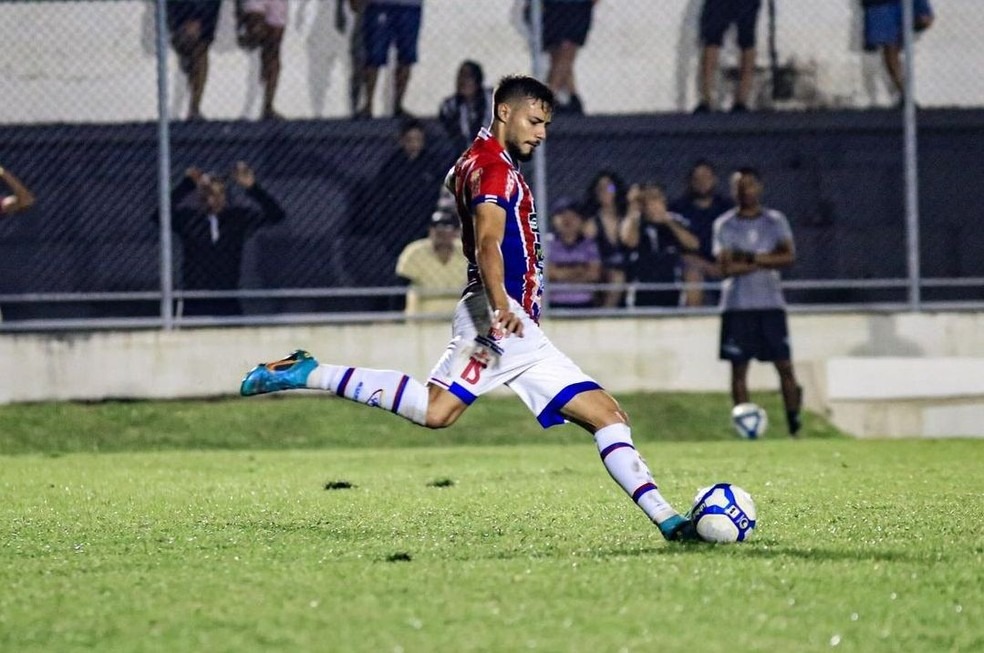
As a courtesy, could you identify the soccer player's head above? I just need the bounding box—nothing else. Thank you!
[638,182,668,217]
[688,159,718,198]
[198,173,227,213]
[731,167,763,208]
[398,118,426,160]
[492,75,554,162]
[457,60,485,98]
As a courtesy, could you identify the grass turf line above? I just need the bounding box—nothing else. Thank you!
[0,395,980,652]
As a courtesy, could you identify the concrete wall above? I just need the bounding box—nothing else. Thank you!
[3,311,983,437]
[0,0,981,123]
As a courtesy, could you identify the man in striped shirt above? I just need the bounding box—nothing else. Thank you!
[241,75,703,542]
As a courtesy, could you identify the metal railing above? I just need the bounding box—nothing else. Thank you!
[0,1,980,332]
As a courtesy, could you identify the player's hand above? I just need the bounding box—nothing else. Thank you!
[232,161,255,189]
[493,307,524,338]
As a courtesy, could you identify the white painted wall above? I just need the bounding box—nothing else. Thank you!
[1,311,982,403]
[0,0,979,123]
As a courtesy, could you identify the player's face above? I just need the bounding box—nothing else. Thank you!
[504,98,551,162]
[400,128,426,161]
[551,208,584,239]
[690,165,717,198]
[201,179,227,213]
[732,173,762,207]
[641,188,666,216]
[430,222,459,247]
[595,176,616,204]
[456,66,479,99]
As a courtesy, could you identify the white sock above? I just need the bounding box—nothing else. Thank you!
[594,423,677,525]
[307,364,429,426]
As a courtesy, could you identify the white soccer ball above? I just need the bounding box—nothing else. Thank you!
[731,402,768,439]
[691,483,757,543]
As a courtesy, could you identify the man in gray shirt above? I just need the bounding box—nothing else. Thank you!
[712,167,802,435]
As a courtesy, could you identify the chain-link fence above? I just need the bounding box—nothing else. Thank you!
[0,0,981,329]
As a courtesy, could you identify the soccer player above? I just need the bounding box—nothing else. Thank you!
[240,75,700,542]
[713,167,803,435]
[0,164,35,216]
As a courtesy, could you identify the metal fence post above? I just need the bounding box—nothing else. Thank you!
[528,0,549,313]
[155,0,174,329]
[902,0,921,310]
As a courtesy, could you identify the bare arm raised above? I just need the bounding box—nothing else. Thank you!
[0,165,35,215]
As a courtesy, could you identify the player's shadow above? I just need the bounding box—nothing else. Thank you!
[587,540,927,564]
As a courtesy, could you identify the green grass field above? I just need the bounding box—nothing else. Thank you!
[1,394,980,653]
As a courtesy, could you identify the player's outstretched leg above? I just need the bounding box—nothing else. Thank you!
[240,350,429,425]
[593,423,701,542]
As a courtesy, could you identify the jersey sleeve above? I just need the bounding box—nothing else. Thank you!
[468,159,515,210]
[711,215,727,258]
[773,210,795,255]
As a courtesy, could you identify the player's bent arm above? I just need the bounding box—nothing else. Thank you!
[752,239,795,269]
[619,209,642,249]
[0,166,35,215]
[718,250,759,277]
[667,219,700,252]
[580,259,603,283]
[474,202,523,335]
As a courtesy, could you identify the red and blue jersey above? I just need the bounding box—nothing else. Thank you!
[448,128,543,323]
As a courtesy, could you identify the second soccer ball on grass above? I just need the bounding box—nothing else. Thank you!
[731,402,768,439]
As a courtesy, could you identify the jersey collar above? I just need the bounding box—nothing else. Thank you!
[478,127,518,170]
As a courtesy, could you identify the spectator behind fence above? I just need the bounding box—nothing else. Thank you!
[236,0,288,120]
[695,0,762,113]
[621,183,699,308]
[349,118,448,300]
[438,60,494,152]
[529,0,598,115]
[546,196,602,309]
[396,208,468,317]
[0,164,35,321]
[337,0,367,116]
[669,159,733,307]
[581,169,629,307]
[166,0,222,120]
[354,0,423,119]
[0,164,35,217]
[713,167,802,436]
[155,162,286,316]
[862,0,934,106]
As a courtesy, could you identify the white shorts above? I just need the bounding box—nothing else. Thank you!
[243,0,288,28]
[428,292,601,429]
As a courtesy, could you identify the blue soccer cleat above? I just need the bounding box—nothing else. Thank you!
[240,350,319,396]
[659,514,702,542]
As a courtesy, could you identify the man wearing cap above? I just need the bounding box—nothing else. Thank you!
[395,208,468,317]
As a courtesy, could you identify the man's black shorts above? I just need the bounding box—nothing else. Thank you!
[542,1,595,49]
[166,0,222,44]
[719,308,791,363]
[700,0,762,49]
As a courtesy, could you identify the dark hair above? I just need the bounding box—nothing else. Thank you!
[638,181,668,198]
[493,75,554,113]
[735,166,762,182]
[459,60,484,88]
[582,168,628,217]
[688,158,717,178]
[399,117,425,136]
